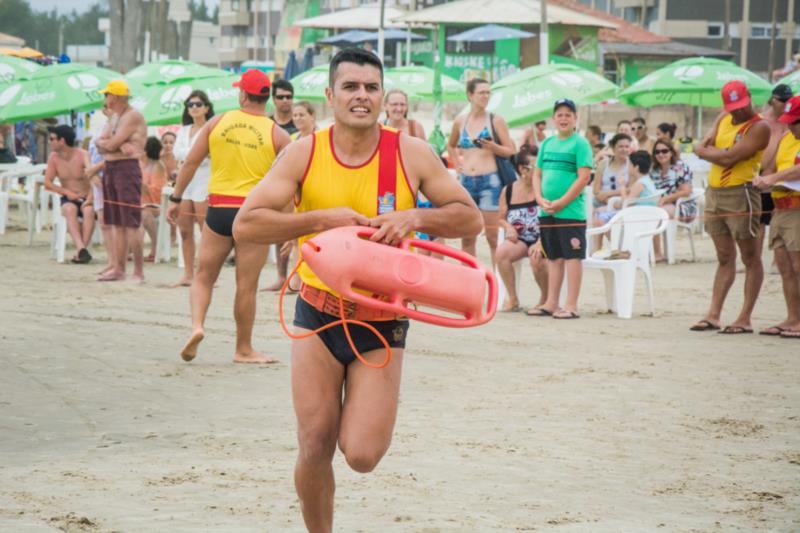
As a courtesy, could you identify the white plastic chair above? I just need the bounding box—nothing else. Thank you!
[583,206,669,319]
[0,164,46,237]
[50,190,68,263]
[663,190,704,264]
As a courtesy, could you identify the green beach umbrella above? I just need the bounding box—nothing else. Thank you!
[775,69,800,96]
[384,66,465,102]
[0,55,40,85]
[486,63,619,127]
[619,57,771,108]
[125,59,227,94]
[131,74,242,125]
[290,65,330,102]
[0,63,121,123]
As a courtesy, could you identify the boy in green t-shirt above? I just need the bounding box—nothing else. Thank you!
[531,98,593,319]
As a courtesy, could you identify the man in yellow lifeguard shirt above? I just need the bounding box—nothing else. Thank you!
[234,49,482,532]
[692,81,770,334]
[167,69,291,363]
[754,95,800,338]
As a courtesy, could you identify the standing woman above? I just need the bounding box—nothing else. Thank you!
[290,100,317,140]
[383,88,426,139]
[170,90,214,287]
[140,136,167,262]
[447,78,516,264]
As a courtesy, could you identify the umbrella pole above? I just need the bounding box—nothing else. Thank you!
[696,95,703,140]
[429,24,446,155]
[406,28,411,66]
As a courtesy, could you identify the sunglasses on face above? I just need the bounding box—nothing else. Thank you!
[654,149,671,155]
[633,125,644,131]
[274,94,293,101]
[185,101,205,108]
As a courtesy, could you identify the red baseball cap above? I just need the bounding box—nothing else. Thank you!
[721,80,751,112]
[778,95,800,124]
[233,69,271,96]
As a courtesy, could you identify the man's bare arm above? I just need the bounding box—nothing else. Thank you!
[233,139,369,244]
[95,112,143,152]
[696,122,770,167]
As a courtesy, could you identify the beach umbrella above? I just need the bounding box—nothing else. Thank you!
[125,59,227,94]
[130,74,240,125]
[485,63,618,127]
[619,57,772,137]
[0,55,41,85]
[0,47,44,59]
[384,66,465,102]
[0,63,122,123]
[290,65,330,101]
[774,69,800,96]
[317,30,374,47]
[284,51,300,83]
[358,29,427,42]
[300,47,315,75]
[446,24,535,42]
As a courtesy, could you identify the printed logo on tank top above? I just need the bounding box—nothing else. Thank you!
[219,122,265,150]
[378,191,396,214]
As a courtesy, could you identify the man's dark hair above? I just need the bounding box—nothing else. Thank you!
[632,117,646,126]
[609,133,632,147]
[617,119,632,128]
[629,150,652,175]
[328,47,384,87]
[47,125,76,147]
[466,78,489,94]
[246,93,270,104]
[144,136,162,161]
[587,125,602,138]
[272,79,294,97]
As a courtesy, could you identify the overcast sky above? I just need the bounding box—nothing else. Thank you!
[28,0,220,15]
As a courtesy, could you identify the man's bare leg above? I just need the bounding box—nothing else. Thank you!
[559,258,583,316]
[80,206,95,252]
[540,258,565,313]
[95,209,114,274]
[98,225,127,281]
[262,243,289,291]
[126,226,145,283]
[62,203,86,255]
[692,232,737,328]
[232,239,276,363]
[763,247,800,333]
[482,210,500,267]
[292,332,345,533]
[171,200,198,287]
[181,225,232,361]
[726,237,764,329]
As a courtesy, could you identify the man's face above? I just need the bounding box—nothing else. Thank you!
[730,105,753,122]
[274,88,294,114]
[633,121,647,139]
[770,97,787,117]
[48,133,63,151]
[326,62,383,130]
[553,107,576,133]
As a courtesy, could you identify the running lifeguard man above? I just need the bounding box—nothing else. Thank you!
[167,69,291,363]
[693,81,770,334]
[233,48,482,532]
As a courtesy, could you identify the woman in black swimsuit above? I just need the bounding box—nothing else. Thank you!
[496,147,549,314]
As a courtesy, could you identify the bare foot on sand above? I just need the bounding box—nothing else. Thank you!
[180,329,205,362]
[168,277,193,288]
[260,278,286,292]
[96,265,114,276]
[233,349,278,364]
[130,274,145,285]
[97,271,125,282]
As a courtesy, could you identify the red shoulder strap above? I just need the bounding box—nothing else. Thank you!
[377,126,400,215]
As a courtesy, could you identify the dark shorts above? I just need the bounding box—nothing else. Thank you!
[760,192,774,225]
[539,216,586,260]
[60,195,87,211]
[205,206,239,237]
[293,297,409,366]
[103,159,142,228]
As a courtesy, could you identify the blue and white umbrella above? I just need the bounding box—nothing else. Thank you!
[447,24,535,42]
[317,30,374,47]
[283,51,300,82]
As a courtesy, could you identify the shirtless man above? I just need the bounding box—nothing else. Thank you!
[43,125,94,264]
[234,48,482,532]
[167,69,291,364]
[692,81,771,334]
[95,80,147,283]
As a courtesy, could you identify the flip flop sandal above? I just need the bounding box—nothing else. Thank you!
[553,311,580,319]
[525,308,552,317]
[690,320,720,331]
[719,326,754,334]
[759,326,787,336]
[779,329,800,339]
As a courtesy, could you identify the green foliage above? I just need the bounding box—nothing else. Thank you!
[188,0,214,22]
[0,0,108,56]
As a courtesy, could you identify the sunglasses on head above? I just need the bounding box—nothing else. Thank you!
[274,94,293,101]
[654,149,671,155]
[185,101,205,108]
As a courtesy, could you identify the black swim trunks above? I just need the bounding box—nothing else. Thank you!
[293,297,409,366]
[539,216,586,260]
[205,206,239,237]
[60,195,87,210]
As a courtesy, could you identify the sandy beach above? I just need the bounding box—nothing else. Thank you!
[1,211,799,532]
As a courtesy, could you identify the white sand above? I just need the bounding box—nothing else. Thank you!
[1,214,798,532]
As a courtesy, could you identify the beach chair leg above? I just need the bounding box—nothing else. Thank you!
[613,265,636,319]
[601,269,615,313]
[665,221,677,265]
[0,191,7,235]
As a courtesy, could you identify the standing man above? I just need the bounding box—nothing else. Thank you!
[43,125,94,264]
[263,78,298,291]
[530,98,593,319]
[632,117,655,153]
[167,69,291,364]
[754,96,800,338]
[233,48,482,532]
[758,84,794,239]
[691,81,770,334]
[95,80,147,283]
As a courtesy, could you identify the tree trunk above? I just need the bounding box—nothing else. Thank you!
[109,0,143,73]
[767,0,778,78]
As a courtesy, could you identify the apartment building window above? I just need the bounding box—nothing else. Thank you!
[604,57,618,85]
[707,23,723,38]
[751,24,778,40]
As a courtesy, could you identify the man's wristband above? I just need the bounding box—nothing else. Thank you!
[169,194,182,204]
